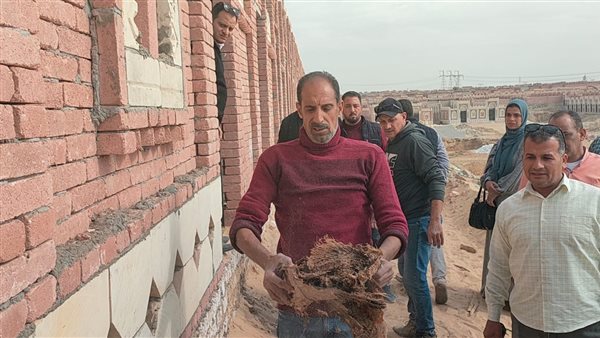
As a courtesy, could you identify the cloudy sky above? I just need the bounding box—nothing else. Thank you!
[283,1,600,92]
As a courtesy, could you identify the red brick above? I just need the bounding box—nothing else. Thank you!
[0,65,14,102]
[117,185,141,209]
[43,138,67,165]
[56,26,91,59]
[57,261,81,298]
[81,246,100,282]
[0,219,26,263]
[0,141,50,180]
[104,170,131,196]
[134,0,159,57]
[129,162,152,185]
[51,192,72,221]
[46,110,66,137]
[114,152,139,171]
[38,19,59,49]
[82,110,95,132]
[87,195,118,218]
[78,58,92,83]
[0,173,52,223]
[139,128,155,146]
[44,80,64,109]
[39,0,77,30]
[65,0,87,8]
[97,132,139,155]
[0,105,15,140]
[196,152,220,168]
[11,67,45,103]
[63,109,85,135]
[25,275,57,322]
[12,105,49,138]
[0,0,39,33]
[54,210,89,245]
[94,10,127,105]
[20,207,56,249]
[114,229,130,253]
[154,127,172,144]
[0,298,27,338]
[41,50,78,81]
[159,170,174,189]
[0,28,41,68]
[0,240,56,304]
[98,111,148,131]
[128,212,148,242]
[87,156,116,180]
[50,161,87,193]
[65,133,97,161]
[63,82,93,108]
[74,5,90,34]
[69,179,106,212]
[141,177,160,199]
[98,235,118,265]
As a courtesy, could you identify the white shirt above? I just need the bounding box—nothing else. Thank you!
[486,176,600,332]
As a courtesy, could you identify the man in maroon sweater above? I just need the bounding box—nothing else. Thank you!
[229,71,409,337]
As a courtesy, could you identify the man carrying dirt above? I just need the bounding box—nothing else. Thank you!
[375,98,446,338]
[229,71,409,337]
[484,124,600,337]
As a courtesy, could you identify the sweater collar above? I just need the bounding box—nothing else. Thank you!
[299,126,342,151]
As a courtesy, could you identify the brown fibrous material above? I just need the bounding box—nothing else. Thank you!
[282,236,387,338]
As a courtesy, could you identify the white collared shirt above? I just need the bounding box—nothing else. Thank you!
[486,176,600,332]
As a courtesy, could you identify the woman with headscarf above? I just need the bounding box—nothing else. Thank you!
[480,98,529,297]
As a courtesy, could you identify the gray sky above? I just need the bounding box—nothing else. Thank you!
[283,1,600,92]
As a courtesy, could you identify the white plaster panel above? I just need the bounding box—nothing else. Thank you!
[34,271,110,337]
[207,178,223,223]
[191,188,211,241]
[176,198,196,265]
[211,217,223,273]
[122,0,140,49]
[133,323,153,338]
[126,50,160,86]
[109,239,152,338]
[179,239,213,325]
[198,239,214,300]
[150,214,178,296]
[155,286,183,338]
[160,88,184,108]
[128,84,162,107]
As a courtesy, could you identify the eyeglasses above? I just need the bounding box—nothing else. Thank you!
[223,3,240,17]
[375,103,402,114]
[524,123,565,141]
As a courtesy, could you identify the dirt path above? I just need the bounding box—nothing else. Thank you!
[227,125,514,338]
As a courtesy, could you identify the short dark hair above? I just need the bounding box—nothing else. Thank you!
[342,91,361,103]
[399,99,414,118]
[212,2,240,20]
[549,110,584,130]
[296,71,340,103]
[525,128,566,154]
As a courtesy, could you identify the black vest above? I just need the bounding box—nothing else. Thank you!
[340,117,383,148]
[214,43,226,123]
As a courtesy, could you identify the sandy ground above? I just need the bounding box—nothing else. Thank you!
[226,123,524,338]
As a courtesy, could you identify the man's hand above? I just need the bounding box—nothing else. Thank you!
[263,253,294,305]
[427,217,444,247]
[373,258,394,288]
[485,180,500,207]
[483,320,506,338]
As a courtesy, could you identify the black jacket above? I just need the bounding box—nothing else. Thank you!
[386,122,446,220]
[340,116,384,149]
[277,111,303,143]
[214,43,226,123]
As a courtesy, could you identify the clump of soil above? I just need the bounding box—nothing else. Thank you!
[282,237,386,338]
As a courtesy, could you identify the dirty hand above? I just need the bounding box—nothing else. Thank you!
[373,258,394,288]
[483,320,506,338]
[485,181,500,207]
[427,218,444,247]
[263,253,294,305]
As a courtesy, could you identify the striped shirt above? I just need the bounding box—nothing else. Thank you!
[486,176,600,333]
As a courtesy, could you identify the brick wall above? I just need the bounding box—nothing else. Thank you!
[0,0,303,336]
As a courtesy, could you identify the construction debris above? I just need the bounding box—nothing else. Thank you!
[282,237,387,338]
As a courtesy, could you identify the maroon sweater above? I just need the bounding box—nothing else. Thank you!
[230,127,408,263]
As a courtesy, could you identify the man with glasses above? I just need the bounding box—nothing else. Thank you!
[212,2,239,126]
[213,2,239,252]
[375,98,445,338]
[484,124,600,338]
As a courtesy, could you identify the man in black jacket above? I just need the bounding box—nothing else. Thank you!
[212,2,239,126]
[376,98,445,338]
[340,91,386,150]
[277,111,303,143]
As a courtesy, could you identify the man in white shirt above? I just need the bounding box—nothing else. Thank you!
[484,123,600,338]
